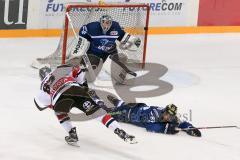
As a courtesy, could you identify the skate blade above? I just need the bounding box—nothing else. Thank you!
[66,141,80,147]
[127,138,138,144]
[130,140,138,144]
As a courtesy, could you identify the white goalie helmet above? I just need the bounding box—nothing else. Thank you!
[100,15,113,34]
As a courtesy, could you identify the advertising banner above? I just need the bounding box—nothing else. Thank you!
[134,0,199,27]
[0,0,29,29]
[38,0,87,29]
[26,0,199,30]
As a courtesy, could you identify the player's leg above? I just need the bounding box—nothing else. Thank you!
[110,53,137,77]
[53,86,101,145]
[95,114,137,144]
[107,95,125,107]
[107,95,141,109]
[54,97,79,145]
[100,55,136,84]
[97,42,137,84]
[62,86,101,115]
[78,54,104,82]
[80,53,103,70]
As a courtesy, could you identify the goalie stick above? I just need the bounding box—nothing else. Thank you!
[66,12,96,82]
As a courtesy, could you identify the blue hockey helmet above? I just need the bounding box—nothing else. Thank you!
[100,15,112,34]
[39,66,51,81]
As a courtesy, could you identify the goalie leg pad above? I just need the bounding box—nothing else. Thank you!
[101,55,136,85]
[82,54,103,82]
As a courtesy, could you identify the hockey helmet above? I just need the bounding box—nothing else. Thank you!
[100,15,112,34]
[165,104,177,116]
[39,66,51,81]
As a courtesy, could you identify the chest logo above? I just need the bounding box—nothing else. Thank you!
[110,31,118,35]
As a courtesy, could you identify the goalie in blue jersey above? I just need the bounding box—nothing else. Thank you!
[79,14,141,62]
[71,15,141,84]
[107,95,202,137]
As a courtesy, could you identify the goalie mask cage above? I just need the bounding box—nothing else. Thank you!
[38,3,150,69]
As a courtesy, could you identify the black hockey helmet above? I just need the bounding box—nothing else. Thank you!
[100,15,112,34]
[165,104,177,116]
[39,66,51,81]
[159,104,178,122]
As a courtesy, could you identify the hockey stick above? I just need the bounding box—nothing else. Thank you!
[66,12,96,82]
[176,125,240,131]
[34,99,48,111]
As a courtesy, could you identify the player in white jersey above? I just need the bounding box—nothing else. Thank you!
[34,65,136,146]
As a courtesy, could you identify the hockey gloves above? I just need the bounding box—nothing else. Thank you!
[39,66,51,81]
[88,90,113,112]
[185,127,201,137]
[164,123,179,135]
[178,122,202,137]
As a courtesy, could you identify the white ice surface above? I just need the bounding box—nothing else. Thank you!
[0,34,240,160]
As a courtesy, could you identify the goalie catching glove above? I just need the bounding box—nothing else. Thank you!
[119,33,141,51]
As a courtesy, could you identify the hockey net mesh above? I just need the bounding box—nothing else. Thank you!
[35,3,149,69]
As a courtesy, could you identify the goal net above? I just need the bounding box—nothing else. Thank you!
[32,2,150,69]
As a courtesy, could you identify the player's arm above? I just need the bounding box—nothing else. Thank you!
[162,104,201,137]
[119,33,141,51]
[115,22,141,51]
[116,22,126,41]
[145,122,179,134]
[79,25,91,41]
[34,90,53,111]
[88,90,113,112]
[71,65,88,86]
[178,121,201,137]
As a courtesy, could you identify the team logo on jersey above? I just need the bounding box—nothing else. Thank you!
[83,101,94,111]
[110,31,118,35]
[150,116,155,121]
[100,39,109,46]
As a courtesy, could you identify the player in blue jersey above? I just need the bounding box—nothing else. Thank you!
[73,15,142,84]
[79,16,123,62]
[107,95,202,137]
[79,15,140,62]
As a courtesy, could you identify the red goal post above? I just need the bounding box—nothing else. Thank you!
[62,3,150,68]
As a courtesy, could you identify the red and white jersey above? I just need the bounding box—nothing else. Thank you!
[34,65,86,109]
